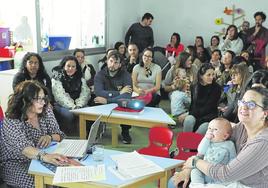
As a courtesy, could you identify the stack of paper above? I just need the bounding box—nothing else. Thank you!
[53,164,105,184]
[110,151,164,180]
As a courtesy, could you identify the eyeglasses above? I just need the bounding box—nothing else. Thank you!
[33,96,48,104]
[237,100,264,110]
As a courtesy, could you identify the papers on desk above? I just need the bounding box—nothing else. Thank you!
[109,151,164,180]
[53,164,105,184]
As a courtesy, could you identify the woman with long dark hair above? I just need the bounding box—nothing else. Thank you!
[0,80,66,188]
[183,63,221,134]
[219,25,243,55]
[12,52,52,100]
[165,32,185,57]
[52,56,90,133]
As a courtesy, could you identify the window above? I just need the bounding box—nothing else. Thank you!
[0,0,36,51]
[0,0,106,60]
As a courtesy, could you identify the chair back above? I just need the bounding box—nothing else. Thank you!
[138,126,173,158]
[0,106,3,121]
[174,132,204,160]
[0,105,3,129]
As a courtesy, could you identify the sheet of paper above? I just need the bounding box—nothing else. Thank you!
[131,92,139,97]
[110,151,164,180]
[53,164,105,184]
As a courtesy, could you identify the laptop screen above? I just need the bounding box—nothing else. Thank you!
[85,115,102,151]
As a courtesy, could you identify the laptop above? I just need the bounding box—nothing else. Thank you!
[52,115,102,158]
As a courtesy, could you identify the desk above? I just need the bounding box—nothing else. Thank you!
[71,104,176,147]
[29,148,184,188]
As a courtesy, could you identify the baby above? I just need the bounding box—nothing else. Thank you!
[191,117,236,185]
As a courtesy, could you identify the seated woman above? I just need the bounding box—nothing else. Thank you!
[132,48,162,107]
[12,52,53,101]
[240,50,254,74]
[186,45,202,72]
[219,25,243,55]
[206,35,220,56]
[163,52,196,124]
[165,32,184,57]
[219,63,250,122]
[216,50,235,87]
[73,48,96,105]
[52,56,90,134]
[0,80,67,188]
[169,87,268,188]
[114,41,127,61]
[183,63,221,134]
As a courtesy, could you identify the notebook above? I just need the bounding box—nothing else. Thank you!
[52,115,102,158]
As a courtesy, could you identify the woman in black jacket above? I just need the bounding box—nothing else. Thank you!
[183,63,221,134]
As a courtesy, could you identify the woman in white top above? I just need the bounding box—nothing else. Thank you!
[219,25,243,55]
[132,48,162,107]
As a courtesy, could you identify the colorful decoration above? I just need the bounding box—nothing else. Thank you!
[214,5,246,36]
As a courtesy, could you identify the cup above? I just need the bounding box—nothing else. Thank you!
[92,145,104,162]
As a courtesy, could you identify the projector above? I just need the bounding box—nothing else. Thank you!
[117,99,145,111]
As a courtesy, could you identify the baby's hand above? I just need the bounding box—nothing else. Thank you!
[205,132,214,140]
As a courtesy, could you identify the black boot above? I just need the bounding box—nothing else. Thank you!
[121,130,132,144]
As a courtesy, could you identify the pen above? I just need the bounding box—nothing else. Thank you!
[49,142,58,147]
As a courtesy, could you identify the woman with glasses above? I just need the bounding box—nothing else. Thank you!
[51,56,90,134]
[132,48,162,107]
[12,52,53,102]
[169,87,268,188]
[219,63,250,122]
[0,80,67,188]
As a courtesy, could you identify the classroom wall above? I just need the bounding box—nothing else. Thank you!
[106,0,141,48]
[45,0,268,73]
[107,0,268,48]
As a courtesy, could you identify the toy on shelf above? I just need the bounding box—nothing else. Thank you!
[214,5,246,36]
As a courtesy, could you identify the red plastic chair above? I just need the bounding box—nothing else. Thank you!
[0,105,3,128]
[173,132,204,160]
[138,127,173,158]
[0,106,3,121]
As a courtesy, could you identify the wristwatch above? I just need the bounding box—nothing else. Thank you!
[36,150,47,161]
[192,156,200,168]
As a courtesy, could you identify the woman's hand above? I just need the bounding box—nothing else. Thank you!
[137,88,145,95]
[183,156,195,169]
[43,153,70,166]
[171,168,191,188]
[37,135,52,148]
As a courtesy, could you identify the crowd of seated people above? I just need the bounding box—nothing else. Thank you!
[1,10,268,188]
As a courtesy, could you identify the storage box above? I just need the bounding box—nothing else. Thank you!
[0,28,11,48]
[48,36,71,51]
[0,61,11,71]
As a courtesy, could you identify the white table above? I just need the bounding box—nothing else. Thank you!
[71,104,176,147]
[29,148,184,188]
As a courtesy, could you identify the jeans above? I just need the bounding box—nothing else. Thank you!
[183,115,208,135]
[54,104,77,134]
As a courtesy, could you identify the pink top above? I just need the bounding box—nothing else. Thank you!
[165,43,184,57]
